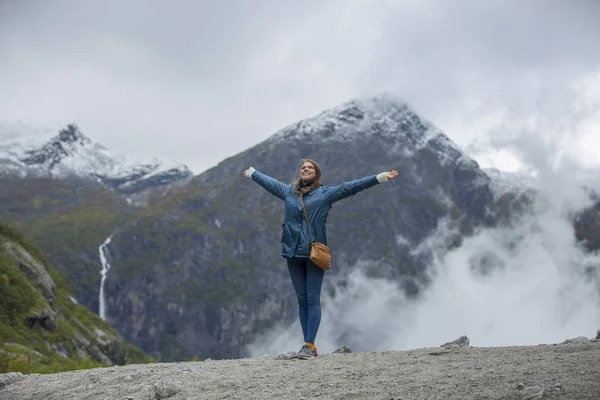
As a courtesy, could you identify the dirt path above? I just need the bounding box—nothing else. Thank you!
[2,340,599,400]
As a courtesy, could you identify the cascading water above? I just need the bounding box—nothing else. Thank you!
[98,234,113,320]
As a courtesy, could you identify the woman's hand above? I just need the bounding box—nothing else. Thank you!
[244,167,256,178]
[385,170,398,179]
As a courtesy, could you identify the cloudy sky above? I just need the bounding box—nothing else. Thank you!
[1,0,599,173]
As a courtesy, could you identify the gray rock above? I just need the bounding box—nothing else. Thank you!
[0,372,24,388]
[88,345,113,366]
[103,338,127,366]
[441,335,470,350]
[2,342,46,360]
[25,305,57,332]
[521,386,544,399]
[153,380,179,399]
[275,351,297,360]
[3,242,56,302]
[333,345,352,354]
[562,336,590,344]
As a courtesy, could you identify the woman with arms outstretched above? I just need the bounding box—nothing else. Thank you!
[244,159,398,359]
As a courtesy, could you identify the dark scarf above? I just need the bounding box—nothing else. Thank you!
[296,177,321,196]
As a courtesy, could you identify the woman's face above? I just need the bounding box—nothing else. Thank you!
[300,162,316,182]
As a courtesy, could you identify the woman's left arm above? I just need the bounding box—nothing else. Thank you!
[324,170,398,203]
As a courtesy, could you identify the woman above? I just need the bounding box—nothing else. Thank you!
[244,159,398,359]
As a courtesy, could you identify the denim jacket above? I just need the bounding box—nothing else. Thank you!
[248,169,386,258]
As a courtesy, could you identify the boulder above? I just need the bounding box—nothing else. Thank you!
[25,305,57,332]
[441,335,470,350]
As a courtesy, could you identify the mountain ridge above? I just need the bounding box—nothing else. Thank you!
[0,122,193,196]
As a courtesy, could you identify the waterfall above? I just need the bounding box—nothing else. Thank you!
[98,234,113,320]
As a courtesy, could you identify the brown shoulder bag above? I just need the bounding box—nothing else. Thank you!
[300,192,332,270]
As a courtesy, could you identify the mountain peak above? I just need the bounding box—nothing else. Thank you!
[309,93,411,128]
[263,94,470,169]
[55,124,92,147]
[267,93,432,144]
[0,122,192,196]
[17,123,94,169]
[344,92,409,112]
[324,93,409,116]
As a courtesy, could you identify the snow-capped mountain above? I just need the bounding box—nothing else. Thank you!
[266,94,473,166]
[0,121,193,194]
[267,94,546,199]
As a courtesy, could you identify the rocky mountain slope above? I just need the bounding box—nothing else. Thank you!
[2,336,599,399]
[0,220,154,374]
[99,95,509,361]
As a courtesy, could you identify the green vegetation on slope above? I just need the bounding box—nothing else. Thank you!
[118,182,268,306]
[0,220,155,374]
[21,202,126,303]
[0,177,137,313]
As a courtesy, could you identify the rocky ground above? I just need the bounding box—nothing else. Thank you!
[1,337,599,400]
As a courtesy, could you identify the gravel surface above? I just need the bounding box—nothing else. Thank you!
[1,340,599,400]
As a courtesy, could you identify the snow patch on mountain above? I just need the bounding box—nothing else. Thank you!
[0,121,193,194]
[265,94,473,168]
[483,167,538,197]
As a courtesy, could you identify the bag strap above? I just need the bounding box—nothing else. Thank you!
[299,191,314,244]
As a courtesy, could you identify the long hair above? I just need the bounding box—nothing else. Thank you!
[293,159,322,196]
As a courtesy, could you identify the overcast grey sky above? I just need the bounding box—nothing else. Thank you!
[1,0,599,173]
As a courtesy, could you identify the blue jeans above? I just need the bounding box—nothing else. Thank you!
[286,258,325,344]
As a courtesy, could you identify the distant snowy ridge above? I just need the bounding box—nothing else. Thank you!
[0,122,193,194]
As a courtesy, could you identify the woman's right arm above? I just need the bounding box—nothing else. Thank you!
[244,167,291,201]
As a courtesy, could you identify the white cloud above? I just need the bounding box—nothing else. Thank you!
[247,163,600,356]
[1,0,600,173]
